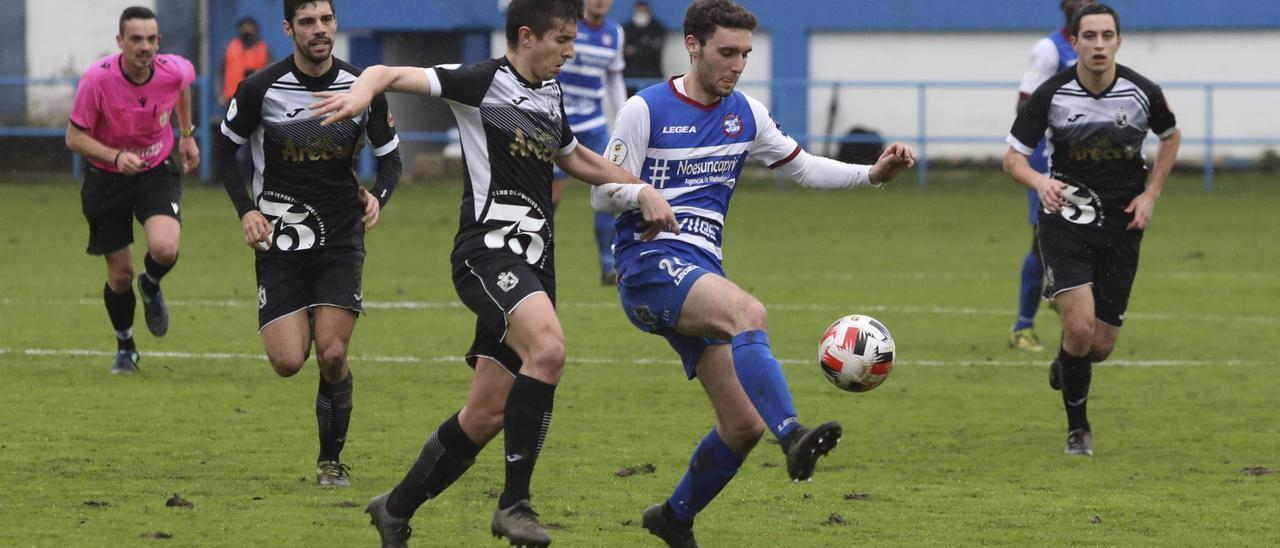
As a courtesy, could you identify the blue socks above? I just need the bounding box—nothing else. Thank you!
[667,428,742,524]
[730,330,800,440]
[593,211,616,275]
[1014,250,1044,331]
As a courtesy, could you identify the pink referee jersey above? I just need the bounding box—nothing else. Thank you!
[70,52,195,173]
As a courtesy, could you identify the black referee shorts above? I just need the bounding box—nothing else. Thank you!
[1038,219,1143,327]
[452,252,557,374]
[81,158,182,255]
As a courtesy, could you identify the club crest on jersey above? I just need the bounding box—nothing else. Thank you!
[602,33,614,47]
[632,304,657,326]
[608,138,627,165]
[497,271,520,292]
[1115,109,1128,128]
[722,113,743,138]
[158,111,169,128]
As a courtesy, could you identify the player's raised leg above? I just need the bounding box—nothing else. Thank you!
[675,273,841,480]
[371,358,510,547]
[138,214,180,337]
[313,306,358,486]
[643,345,762,547]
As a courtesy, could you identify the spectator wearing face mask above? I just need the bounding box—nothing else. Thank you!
[621,1,666,96]
[221,17,270,106]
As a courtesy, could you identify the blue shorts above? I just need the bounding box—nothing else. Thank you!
[554,126,610,180]
[617,247,727,379]
[1026,188,1040,227]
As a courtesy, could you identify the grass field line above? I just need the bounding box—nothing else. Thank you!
[3,297,1278,324]
[1,347,1269,368]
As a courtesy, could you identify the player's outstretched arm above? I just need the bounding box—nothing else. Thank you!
[776,143,915,190]
[1125,128,1181,230]
[1004,147,1067,213]
[560,145,679,239]
[555,142,643,187]
[868,142,918,184]
[311,66,431,126]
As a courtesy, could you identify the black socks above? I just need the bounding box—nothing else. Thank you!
[387,412,483,518]
[102,283,135,351]
[1058,349,1093,432]
[500,374,557,509]
[317,372,354,463]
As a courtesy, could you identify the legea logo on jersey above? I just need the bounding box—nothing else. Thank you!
[661,125,698,135]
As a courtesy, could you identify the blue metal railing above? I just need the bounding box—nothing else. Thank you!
[764,79,1280,191]
[4,75,1277,192]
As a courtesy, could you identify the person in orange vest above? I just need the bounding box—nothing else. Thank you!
[221,17,269,105]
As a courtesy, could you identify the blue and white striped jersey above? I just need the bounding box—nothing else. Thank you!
[556,18,625,135]
[608,77,801,270]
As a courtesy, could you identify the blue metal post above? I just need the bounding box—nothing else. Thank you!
[1203,84,1214,192]
[917,83,928,191]
[198,75,212,182]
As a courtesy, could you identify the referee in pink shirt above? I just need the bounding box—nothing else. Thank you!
[64,6,200,375]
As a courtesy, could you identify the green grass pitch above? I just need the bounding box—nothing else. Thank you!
[1,171,1276,546]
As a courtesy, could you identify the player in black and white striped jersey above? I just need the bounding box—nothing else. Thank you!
[1005,3,1181,457]
[211,0,402,488]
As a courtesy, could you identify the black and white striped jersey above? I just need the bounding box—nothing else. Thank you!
[424,57,577,276]
[1008,64,1176,232]
[221,56,399,251]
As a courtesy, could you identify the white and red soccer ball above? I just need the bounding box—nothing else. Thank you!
[818,315,895,392]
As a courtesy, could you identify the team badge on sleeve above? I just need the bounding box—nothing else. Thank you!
[227,98,239,121]
[607,139,627,165]
[722,113,743,138]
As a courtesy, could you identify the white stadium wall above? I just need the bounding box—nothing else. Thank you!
[25,0,157,125]
[488,30,772,122]
[808,31,1280,161]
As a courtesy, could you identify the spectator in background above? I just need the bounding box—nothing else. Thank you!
[221,17,269,106]
[622,1,666,96]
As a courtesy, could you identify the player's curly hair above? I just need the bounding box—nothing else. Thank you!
[1070,3,1120,37]
[506,0,584,45]
[284,1,335,24]
[683,0,757,45]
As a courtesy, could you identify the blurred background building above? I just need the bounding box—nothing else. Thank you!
[1,0,1277,183]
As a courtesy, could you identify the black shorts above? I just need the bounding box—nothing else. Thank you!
[255,246,365,330]
[81,159,182,255]
[452,252,556,374]
[1037,219,1143,327]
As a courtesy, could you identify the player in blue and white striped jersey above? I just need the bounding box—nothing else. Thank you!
[591,1,915,544]
[553,0,629,284]
[1007,0,1093,353]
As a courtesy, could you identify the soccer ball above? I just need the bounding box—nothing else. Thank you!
[817,314,896,392]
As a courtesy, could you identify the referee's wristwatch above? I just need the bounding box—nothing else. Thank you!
[179,125,196,138]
